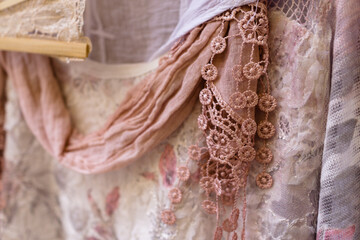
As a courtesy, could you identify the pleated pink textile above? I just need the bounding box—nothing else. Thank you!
[0,19,255,174]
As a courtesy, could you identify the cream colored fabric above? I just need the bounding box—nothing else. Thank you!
[0,0,85,41]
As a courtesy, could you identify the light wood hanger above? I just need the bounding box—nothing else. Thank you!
[0,36,91,59]
[0,0,26,11]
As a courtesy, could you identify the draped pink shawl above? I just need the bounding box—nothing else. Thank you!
[0,18,255,174]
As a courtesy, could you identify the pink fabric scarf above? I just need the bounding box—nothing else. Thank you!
[0,19,249,174]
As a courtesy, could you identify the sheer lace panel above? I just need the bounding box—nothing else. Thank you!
[0,0,85,41]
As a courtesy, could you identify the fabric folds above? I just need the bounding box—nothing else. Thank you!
[0,20,232,174]
[316,0,360,238]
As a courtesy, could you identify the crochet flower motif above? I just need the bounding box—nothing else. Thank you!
[238,12,268,45]
[177,166,190,181]
[188,145,201,161]
[199,88,212,105]
[207,132,234,162]
[211,36,227,54]
[168,187,182,204]
[241,118,257,136]
[243,62,263,80]
[256,147,273,164]
[259,94,277,112]
[161,5,275,238]
[161,209,176,225]
[232,64,243,81]
[201,64,218,81]
[257,121,275,139]
[207,131,229,147]
[202,200,217,214]
[229,92,246,109]
[200,176,214,192]
[197,114,208,130]
[256,172,273,189]
[243,90,259,107]
[238,146,256,162]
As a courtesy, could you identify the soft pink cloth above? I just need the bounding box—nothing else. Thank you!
[0,14,256,174]
[0,21,222,173]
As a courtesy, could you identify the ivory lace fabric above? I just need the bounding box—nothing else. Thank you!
[0,0,85,41]
[0,0,359,239]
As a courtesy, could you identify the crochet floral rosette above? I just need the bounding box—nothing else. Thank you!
[161,3,276,239]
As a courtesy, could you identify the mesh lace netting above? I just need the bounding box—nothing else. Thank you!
[266,0,360,239]
[316,0,360,239]
[0,0,85,41]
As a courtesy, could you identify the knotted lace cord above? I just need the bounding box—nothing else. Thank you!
[161,2,277,239]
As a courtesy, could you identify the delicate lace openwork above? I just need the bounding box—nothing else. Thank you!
[161,3,276,239]
[0,0,85,41]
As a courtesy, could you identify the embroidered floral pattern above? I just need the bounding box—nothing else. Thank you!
[238,146,256,162]
[161,209,176,225]
[188,145,201,161]
[243,62,263,80]
[242,118,257,136]
[256,172,273,189]
[243,90,259,107]
[177,166,190,181]
[161,3,276,238]
[256,147,273,164]
[229,92,246,109]
[257,121,276,139]
[201,64,218,81]
[211,36,227,54]
[199,89,213,105]
[168,187,182,204]
[259,93,277,112]
[238,12,268,45]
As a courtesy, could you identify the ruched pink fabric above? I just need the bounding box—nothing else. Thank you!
[0,20,253,174]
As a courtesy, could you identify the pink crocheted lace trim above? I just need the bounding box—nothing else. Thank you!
[161,3,276,239]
